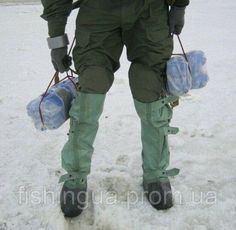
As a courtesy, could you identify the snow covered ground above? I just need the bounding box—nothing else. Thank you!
[0,0,236,229]
[0,0,39,5]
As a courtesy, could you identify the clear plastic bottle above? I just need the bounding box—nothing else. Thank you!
[186,50,209,89]
[166,50,209,96]
[166,55,192,96]
[27,78,78,131]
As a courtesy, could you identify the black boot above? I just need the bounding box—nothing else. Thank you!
[60,183,87,217]
[143,180,173,210]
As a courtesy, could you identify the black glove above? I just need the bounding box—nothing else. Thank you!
[169,6,186,35]
[51,47,72,73]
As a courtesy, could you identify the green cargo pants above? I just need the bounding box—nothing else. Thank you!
[73,0,173,102]
[61,0,178,188]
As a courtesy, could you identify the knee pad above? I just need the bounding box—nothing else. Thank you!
[79,66,114,94]
[129,63,164,103]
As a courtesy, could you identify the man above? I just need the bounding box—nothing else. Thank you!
[41,0,189,218]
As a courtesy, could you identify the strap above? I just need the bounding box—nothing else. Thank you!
[39,71,59,127]
[59,172,86,184]
[170,99,179,108]
[165,168,180,177]
[161,95,179,105]
[163,126,179,135]
[152,168,180,178]
[47,34,69,50]
[176,35,192,74]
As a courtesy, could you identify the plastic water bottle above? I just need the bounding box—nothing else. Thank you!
[187,50,209,89]
[166,50,209,96]
[27,78,78,131]
[166,55,192,96]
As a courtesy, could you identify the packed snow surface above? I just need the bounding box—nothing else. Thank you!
[0,0,235,229]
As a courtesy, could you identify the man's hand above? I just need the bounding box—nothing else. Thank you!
[169,6,186,35]
[47,34,71,73]
[51,47,72,73]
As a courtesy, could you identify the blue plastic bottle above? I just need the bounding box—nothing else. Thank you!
[166,55,192,96]
[187,51,209,89]
[27,78,78,131]
[166,50,209,96]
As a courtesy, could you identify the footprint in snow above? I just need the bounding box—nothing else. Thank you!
[116,154,129,166]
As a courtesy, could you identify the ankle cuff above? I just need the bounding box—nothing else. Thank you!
[59,172,87,189]
[144,168,180,183]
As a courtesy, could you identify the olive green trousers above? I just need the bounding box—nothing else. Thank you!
[73,0,173,102]
[60,0,179,188]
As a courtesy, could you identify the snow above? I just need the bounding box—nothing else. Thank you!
[0,0,236,229]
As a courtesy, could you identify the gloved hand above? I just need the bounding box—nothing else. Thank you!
[51,47,72,73]
[169,6,186,35]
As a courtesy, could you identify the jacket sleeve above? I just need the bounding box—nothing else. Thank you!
[174,0,190,7]
[41,0,73,37]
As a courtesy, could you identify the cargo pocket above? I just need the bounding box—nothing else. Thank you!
[146,0,169,41]
[146,21,169,43]
[146,28,162,43]
[76,28,90,48]
[145,23,173,62]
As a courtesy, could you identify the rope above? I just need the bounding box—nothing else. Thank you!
[176,35,192,74]
[38,71,59,127]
